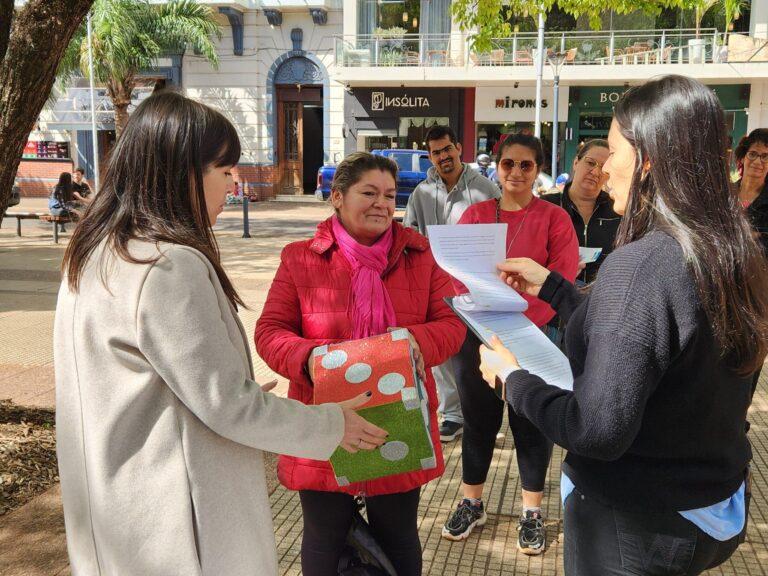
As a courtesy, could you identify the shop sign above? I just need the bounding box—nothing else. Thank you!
[475,86,569,123]
[599,90,624,103]
[577,84,749,110]
[371,91,431,111]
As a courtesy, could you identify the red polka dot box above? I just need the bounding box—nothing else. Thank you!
[311,329,436,486]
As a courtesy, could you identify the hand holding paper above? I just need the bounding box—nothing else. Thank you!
[429,224,574,392]
[497,258,550,298]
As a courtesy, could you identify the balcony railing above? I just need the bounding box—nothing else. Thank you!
[335,29,767,68]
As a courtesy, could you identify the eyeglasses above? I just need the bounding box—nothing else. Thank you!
[498,159,537,173]
[579,156,605,174]
[430,144,456,158]
[746,151,768,164]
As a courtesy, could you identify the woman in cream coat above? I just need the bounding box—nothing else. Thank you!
[54,92,387,575]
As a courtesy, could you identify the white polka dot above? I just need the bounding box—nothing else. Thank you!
[345,363,372,384]
[378,373,406,395]
[380,441,410,462]
[321,350,348,370]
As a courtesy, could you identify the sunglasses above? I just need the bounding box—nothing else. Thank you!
[746,151,768,164]
[498,159,537,173]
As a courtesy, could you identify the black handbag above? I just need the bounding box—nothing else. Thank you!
[337,497,398,576]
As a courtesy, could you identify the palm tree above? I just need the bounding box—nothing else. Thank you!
[721,0,749,48]
[58,0,220,137]
[692,0,720,38]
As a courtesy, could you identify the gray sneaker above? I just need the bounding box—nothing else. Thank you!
[442,499,487,541]
[439,420,463,442]
[517,509,546,555]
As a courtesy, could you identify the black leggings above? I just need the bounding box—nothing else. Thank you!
[299,488,422,576]
[456,332,553,492]
[564,487,740,575]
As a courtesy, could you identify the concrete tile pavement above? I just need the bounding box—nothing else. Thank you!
[1,198,767,575]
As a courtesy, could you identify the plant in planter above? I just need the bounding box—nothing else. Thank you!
[374,26,408,62]
[687,0,719,63]
[692,0,719,38]
[374,26,408,39]
[722,0,749,49]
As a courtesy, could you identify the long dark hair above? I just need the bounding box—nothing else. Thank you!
[613,75,768,375]
[62,91,244,307]
[55,172,73,203]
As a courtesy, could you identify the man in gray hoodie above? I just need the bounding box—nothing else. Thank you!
[404,125,500,441]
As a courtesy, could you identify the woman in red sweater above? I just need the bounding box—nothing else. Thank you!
[442,133,578,554]
[255,152,466,576]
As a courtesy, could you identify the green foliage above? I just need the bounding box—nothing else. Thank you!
[451,0,701,51]
[57,0,220,92]
[374,26,409,38]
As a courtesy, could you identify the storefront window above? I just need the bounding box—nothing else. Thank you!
[397,117,449,150]
[357,131,396,152]
[376,0,421,35]
[476,122,555,173]
[578,113,612,133]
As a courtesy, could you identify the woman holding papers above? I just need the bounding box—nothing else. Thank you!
[441,133,578,554]
[256,152,465,576]
[480,75,768,575]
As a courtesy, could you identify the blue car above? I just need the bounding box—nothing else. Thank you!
[315,149,432,208]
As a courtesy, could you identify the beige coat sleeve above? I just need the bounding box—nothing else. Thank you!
[135,246,344,459]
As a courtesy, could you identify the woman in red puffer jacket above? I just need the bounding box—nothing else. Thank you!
[255,152,465,576]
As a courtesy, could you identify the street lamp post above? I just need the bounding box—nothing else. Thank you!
[534,11,545,138]
[547,52,567,178]
[86,11,100,192]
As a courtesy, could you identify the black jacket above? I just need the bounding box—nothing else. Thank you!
[541,184,621,283]
[745,183,768,255]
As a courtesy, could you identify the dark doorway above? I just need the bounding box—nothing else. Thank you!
[276,85,323,195]
[302,104,323,194]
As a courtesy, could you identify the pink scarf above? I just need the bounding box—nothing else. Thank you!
[332,215,397,339]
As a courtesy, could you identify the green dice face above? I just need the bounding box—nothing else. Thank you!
[330,401,435,486]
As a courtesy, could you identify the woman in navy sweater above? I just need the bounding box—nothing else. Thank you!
[479,75,768,575]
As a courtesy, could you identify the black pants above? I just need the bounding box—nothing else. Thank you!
[299,488,422,576]
[456,332,553,491]
[564,487,740,575]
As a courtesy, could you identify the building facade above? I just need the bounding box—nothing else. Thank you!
[19,0,768,197]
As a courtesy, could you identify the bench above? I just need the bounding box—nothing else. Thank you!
[3,211,77,244]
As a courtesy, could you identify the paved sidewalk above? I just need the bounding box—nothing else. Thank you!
[1,199,767,575]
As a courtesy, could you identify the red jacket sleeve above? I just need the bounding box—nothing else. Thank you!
[407,254,467,368]
[255,245,317,394]
[546,207,580,282]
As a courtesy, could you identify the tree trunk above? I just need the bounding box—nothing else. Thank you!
[107,75,136,140]
[0,0,94,214]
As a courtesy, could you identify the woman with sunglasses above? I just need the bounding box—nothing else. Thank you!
[481,75,768,575]
[541,139,621,284]
[441,133,578,554]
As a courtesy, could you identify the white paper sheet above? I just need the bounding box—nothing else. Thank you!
[428,223,528,312]
[453,306,574,391]
[578,247,602,264]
